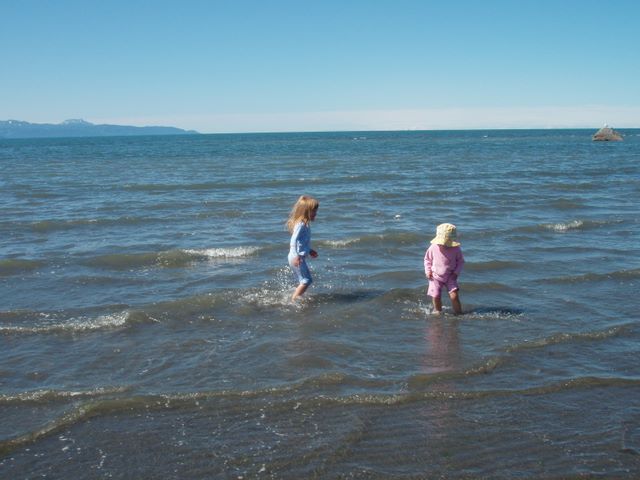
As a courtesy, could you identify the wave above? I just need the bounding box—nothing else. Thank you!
[407,356,505,389]
[0,284,522,338]
[0,374,380,413]
[183,246,260,259]
[366,270,417,283]
[144,285,521,321]
[545,268,640,284]
[542,219,587,232]
[505,218,622,236]
[0,310,155,335]
[123,181,235,192]
[547,199,584,210]
[315,231,424,250]
[465,260,522,272]
[12,189,63,200]
[0,386,130,405]
[22,211,266,233]
[319,238,362,248]
[544,181,599,192]
[462,282,518,293]
[401,301,526,320]
[371,190,440,200]
[317,376,640,406]
[505,323,636,353]
[322,231,424,248]
[84,246,260,270]
[0,258,44,276]
[464,307,526,319]
[145,286,401,315]
[0,394,170,456]
[29,216,150,233]
[540,219,621,233]
[0,372,385,455]
[122,177,340,193]
[4,374,639,456]
[236,287,296,309]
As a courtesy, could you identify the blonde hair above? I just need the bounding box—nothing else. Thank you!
[286,195,319,232]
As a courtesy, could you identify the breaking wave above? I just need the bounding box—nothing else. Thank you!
[85,246,260,269]
[0,310,155,335]
[0,386,130,405]
[183,246,261,259]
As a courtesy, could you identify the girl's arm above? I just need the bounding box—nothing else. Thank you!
[294,223,310,257]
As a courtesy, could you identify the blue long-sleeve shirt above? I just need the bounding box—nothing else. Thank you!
[288,221,311,261]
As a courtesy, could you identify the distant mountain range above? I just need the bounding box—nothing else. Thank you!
[0,119,199,139]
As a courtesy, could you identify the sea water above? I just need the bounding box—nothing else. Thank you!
[1,130,639,478]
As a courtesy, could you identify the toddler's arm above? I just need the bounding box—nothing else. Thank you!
[453,248,465,276]
[424,248,433,279]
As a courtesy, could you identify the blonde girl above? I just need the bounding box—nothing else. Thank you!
[287,195,319,301]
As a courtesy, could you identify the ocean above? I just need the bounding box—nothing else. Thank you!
[1,129,639,478]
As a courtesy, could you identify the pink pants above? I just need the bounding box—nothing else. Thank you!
[427,275,459,298]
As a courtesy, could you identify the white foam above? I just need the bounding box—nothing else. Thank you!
[185,246,260,258]
[0,311,133,334]
[323,238,360,248]
[0,386,128,403]
[240,288,294,308]
[545,220,584,232]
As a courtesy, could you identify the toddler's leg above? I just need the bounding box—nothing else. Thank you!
[428,279,444,314]
[449,289,462,315]
[432,295,443,314]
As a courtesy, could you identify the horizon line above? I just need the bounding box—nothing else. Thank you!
[2,126,638,141]
[7,104,640,135]
[192,125,639,135]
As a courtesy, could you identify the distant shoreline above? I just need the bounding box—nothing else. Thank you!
[0,119,198,139]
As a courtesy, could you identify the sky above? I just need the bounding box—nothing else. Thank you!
[2,0,639,133]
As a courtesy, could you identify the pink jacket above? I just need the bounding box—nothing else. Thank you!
[424,244,464,282]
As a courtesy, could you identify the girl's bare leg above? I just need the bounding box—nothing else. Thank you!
[291,283,309,302]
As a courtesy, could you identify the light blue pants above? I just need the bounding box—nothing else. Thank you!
[288,256,313,286]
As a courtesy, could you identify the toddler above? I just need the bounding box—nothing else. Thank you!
[424,223,464,314]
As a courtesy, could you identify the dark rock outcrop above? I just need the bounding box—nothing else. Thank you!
[592,125,623,141]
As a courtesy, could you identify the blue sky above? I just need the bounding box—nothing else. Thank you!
[2,0,639,133]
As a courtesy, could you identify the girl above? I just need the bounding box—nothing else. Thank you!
[286,195,319,301]
[424,223,464,314]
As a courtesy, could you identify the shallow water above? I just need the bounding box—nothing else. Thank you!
[1,130,640,478]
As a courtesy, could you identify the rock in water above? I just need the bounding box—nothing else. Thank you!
[592,125,623,141]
